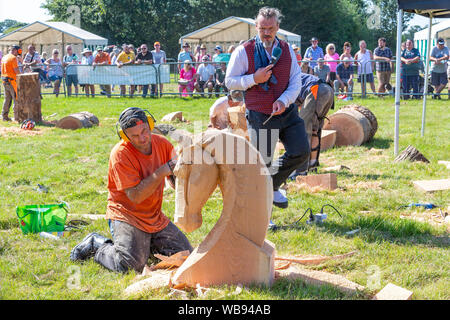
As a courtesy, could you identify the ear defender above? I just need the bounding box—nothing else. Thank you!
[116,107,156,142]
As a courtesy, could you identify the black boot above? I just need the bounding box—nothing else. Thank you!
[70,232,112,261]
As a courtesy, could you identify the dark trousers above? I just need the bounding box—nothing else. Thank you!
[246,104,310,190]
[94,220,193,273]
[402,75,419,99]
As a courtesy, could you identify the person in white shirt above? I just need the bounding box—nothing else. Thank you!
[195,55,216,98]
[225,7,309,210]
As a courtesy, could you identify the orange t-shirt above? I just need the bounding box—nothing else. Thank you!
[1,53,18,80]
[94,52,111,65]
[106,134,176,233]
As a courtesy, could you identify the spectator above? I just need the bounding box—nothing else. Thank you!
[215,62,228,97]
[340,42,353,60]
[447,63,450,99]
[93,46,112,97]
[324,43,339,83]
[116,44,136,97]
[354,40,376,97]
[227,45,235,54]
[195,55,215,98]
[151,41,167,97]
[45,49,63,97]
[81,48,95,97]
[209,90,244,130]
[373,37,393,96]
[178,60,196,97]
[213,45,223,61]
[194,44,201,60]
[292,44,302,66]
[135,43,153,98]
[314,58,330,83]
[22,45,41,74]
[400,39,421,100]
[63,45,79,97]
[40,51,51,87]
[178,43,194,71]
[301,61,313,75]
[195,44,208,62]
[304,37,324,69]
[430,38,449,99]
[110,46,121,93]
[334,57,354,100]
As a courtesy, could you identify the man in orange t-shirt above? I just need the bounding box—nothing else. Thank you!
[1,45,21,121]
[70,107,192,273]
[93,47,112,97]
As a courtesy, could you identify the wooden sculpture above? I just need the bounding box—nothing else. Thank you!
[171,129,275,287]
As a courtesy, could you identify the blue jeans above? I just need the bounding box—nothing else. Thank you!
[246,104,310,190]
[402,74,419,99]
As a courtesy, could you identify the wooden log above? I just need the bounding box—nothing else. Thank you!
[323,105,377,146]
[394,145,429,163]
[16,72,42,123]
[161,111,183,122]
[296,173,338,190]
[227,105,248,140]
[56,112,99,130]
[320,130,337,152]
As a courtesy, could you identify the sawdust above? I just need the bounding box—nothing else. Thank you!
[400,209,449,232]
[0,126,51,137]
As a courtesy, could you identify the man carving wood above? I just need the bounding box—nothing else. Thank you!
[70,107,192,273]
[225,7,310,209]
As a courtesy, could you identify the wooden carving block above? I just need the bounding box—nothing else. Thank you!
[296,173,337,190]
[320,129,336,151]
[227,105,248,140]
[172,130,275,287]
[373,283,413,300]
[16,72,42,123]
[413,179,450,192]
[161,111,183,122]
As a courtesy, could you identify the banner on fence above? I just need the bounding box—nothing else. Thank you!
[70,64,170,85]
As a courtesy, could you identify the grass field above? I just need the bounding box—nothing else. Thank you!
[0,93,448,300]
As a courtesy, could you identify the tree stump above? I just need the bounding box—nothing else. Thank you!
[323,104,378,146]
[394,145,429,163]
[16,72,42,123]
[56,112,99,130]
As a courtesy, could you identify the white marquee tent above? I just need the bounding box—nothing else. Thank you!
[179,16,301,53]
[0,21,108,56]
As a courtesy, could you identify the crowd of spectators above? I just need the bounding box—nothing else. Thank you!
[296,36,449,100]
[1,36,449,100]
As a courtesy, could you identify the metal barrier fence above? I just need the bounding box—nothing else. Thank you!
[2,58,444,100]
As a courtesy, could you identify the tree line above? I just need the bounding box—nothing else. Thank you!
[4,0,415,58]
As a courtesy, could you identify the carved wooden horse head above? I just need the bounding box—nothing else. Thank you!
[172,130,276,287]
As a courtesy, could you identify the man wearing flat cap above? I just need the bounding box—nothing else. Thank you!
[70,107,192,273]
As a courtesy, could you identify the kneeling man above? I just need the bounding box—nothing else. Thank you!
[70,107,193,273]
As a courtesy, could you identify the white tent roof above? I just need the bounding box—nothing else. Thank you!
[0,21,108,47]
[414,20,450,40]
[179,16,301,48]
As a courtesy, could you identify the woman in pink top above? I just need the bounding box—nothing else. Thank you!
[178,60,197,97]
[324,43,340,82]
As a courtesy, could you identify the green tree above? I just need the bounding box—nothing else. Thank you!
[0,19,27,34]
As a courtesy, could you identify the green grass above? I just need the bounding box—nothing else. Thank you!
[0,94,449,300]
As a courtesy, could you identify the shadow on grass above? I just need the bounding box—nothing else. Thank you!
[364,137,393,149]
[323,215,449,248]
[0,217,19,230]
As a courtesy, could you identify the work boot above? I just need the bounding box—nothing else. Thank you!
[70,232,112,261]
[2,114,11,121]
[273,189,288,209]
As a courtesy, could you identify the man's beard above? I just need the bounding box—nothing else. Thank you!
[262,40,274,49]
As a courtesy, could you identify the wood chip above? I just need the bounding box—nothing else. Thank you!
[151,250,190,270]
[275,251,357,266]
